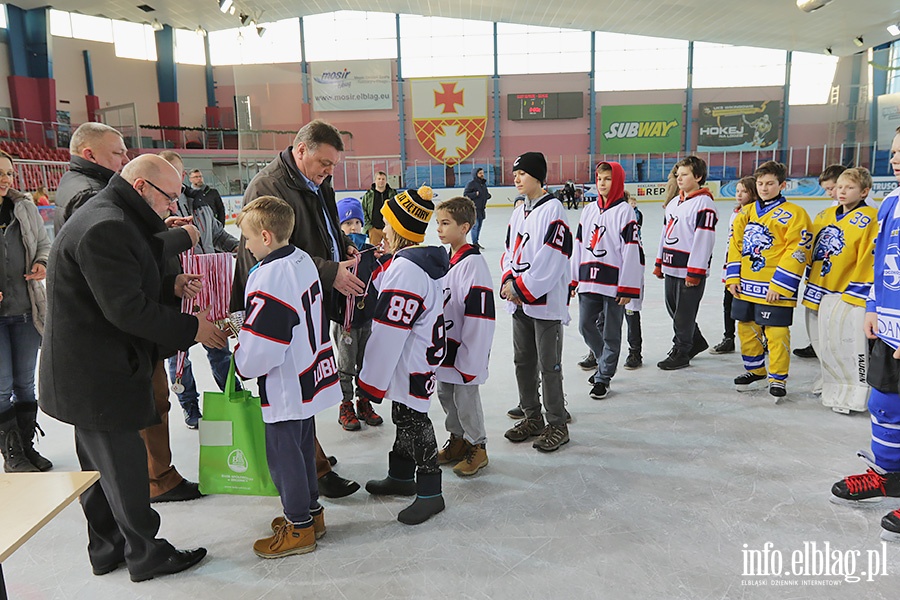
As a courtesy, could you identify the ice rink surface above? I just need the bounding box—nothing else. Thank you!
[7,199,900,599]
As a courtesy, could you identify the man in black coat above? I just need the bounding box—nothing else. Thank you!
[188,168,227,226]
[39,154,227,582]
[463,167,491,249]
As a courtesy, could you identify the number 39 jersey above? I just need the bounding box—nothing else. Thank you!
[358,246,450,413]
[234,245,341,423]
[725,196,812,308]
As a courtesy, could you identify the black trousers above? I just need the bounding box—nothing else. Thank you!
[74,427,174,575]
[722,288,735,339]
[664,275,707,353]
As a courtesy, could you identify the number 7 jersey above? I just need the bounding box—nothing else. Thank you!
[358,246,451,413]
[234,245,342,423]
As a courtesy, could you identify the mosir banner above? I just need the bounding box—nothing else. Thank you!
[311,59,393,112]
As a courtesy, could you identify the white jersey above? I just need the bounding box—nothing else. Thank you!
[500,194,573,323]
[234,245,341,423]
[358,246,450,413]
[655,188,718,279]
[437,245,496,385]
[571,198,643,299]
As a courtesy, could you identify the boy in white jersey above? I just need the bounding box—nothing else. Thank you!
[233,196,342,558]
[434,197,496,476]
[654,156,718,370]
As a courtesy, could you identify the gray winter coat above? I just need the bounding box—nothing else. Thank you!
[2,189,51,334]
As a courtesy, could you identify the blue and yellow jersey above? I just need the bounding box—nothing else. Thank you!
[801,203,877,310]
[725,196,812,308]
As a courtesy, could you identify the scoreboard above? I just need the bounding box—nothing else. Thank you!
[508,92,583,121]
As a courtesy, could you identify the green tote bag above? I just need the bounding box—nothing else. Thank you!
[198,359,279,496]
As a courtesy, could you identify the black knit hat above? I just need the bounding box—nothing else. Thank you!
[381,185,435,243]
[512,152,547,184]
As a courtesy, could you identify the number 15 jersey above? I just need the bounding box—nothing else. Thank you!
[359,246,450,413]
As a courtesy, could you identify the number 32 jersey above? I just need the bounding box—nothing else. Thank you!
[234,245,342,423]
[359,246,450,413]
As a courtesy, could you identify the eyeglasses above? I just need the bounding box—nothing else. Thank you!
[144,179,180,203]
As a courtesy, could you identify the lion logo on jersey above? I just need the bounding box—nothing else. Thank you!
[742,223,774,272]
[813,224,844,277]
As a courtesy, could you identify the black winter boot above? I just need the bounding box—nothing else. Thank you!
[0,412,40,472]
[398,471,445,525]
[365,451,416,496]
[15,403,52,471]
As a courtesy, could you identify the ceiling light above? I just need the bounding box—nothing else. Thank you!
[853,35,864,47]
[195,26,207,37]
[219,0,234,14]
[256,26,266,38]
[229,6,236,15]
[796,0,833,13]
[824,47,833,55]
[239,12,250,26]
[150,19,163,32]
[888,24,900,37]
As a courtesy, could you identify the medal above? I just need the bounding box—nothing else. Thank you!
[172,379,185,394]
[356,298,366,310]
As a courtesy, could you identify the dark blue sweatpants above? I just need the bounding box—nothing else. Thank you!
[265,418,320,525]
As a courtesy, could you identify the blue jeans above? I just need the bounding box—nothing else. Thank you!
[166,344,236,410]
[578,293,625,386]
[471,216,485,246]
[0,314,42,415]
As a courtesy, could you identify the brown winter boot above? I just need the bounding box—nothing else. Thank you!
[437,434,468,465]
[453,443,488,476]
[271,506,326,539]
[356,398,383,426]
[254,521,316,558]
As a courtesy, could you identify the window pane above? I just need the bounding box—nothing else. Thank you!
[210,18,301,66]
[400,15,493,77]
[113,20,156,61]
[70,13,113,43]
[209,28,241,66]
[693,42,786,88]
[788,51,838,105]
[595,33,688,91]
[0,5,7,29]
[497,23,590,75]
[49,9,71,37]
[304,11,397,61]
[175,28,207,66]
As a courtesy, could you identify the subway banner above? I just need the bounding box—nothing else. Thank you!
[411,77,488,166]
[697,100,781,151]
[600,104,682,154]
[311,59,393,112]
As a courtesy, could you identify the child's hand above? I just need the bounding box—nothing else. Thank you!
[864,312,879,340]
[728,284,740,297]
[765,289,781,304]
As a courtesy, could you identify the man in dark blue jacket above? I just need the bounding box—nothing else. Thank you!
[463,167,491,249]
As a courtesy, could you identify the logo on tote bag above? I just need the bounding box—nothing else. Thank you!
[228,449,249,473]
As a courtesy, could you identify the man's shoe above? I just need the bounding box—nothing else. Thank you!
[623,352,642,370]
[657,350,691,370]
[253,522,316,559]
[710,338,735,354]
[689,337,709,358]
[532,424,569,452]
[578,352,598,371]
[183,404,201,430]
[92,560,126,576]
[506,406,524,419]
[317,471,360,498]
[338,401,361,431]
[504,417,546,443]
[130,548,207,582]
[327,455,337,467]
[150,480,204,503]
[356,398,383,426]
[734,372,767,392]
[793,344,817,359]
[590,382,609,400]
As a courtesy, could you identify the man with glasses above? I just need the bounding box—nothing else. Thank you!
[232,119,365,499]
[188,169,227,226]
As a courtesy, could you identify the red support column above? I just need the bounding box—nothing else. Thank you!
[85,95,100,122]
[8,75,56,146]
[158,101,181,148]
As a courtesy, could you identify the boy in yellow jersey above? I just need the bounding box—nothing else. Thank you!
[725,161,812,399]
[801,168,876,409]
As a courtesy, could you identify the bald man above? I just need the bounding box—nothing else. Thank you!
[40,155,225,582]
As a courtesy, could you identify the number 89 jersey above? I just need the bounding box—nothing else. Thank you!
[359,246,451,413]
[234,245,341,423]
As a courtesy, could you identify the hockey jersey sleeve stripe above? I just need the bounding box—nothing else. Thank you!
[725,262,741,280]
[686,267,708,277]
[771,267,802,294]
[844,282,871,298]
[617,286,641,298]
[512,276,539,303]
[357,378,386,402]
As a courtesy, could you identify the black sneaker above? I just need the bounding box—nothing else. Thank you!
[590,382,609,399]
[689,337,709,358]
[734,372,767,391]
[769,381,786,398]
[507,406,524,419]
[183,405,201,429]
[709,338,735,354]
[578,353,598,371]
[793,344,817,359]
[831,469,900,504]
[623,352,642,370]
[657,350,691,370]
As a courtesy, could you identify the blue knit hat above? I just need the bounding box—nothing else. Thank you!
[336,197,364,225]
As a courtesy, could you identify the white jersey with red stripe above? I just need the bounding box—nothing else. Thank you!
[437,245,496,385]
[234,245,341,423]
[500,194,573,323]
[655,188,718,279]
[358,246,450,413]
[571,197,644,299]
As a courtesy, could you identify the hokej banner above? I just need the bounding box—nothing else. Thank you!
[600,104,683,154]
[411,77,487,166]
[310,59,393,112]
[697,100,781,151]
